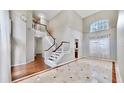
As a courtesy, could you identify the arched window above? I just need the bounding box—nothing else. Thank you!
[90,19,109,32]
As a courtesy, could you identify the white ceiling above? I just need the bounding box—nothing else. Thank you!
[75,10,101,18]
[33,10,61,20]
[33,10,100,20]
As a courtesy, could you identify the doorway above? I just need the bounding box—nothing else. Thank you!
[75,39,79,58]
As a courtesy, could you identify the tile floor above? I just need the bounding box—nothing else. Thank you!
[18,58,112,83]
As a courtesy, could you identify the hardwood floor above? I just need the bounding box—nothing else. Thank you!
[11,54,48,81]
[112,62,117,83]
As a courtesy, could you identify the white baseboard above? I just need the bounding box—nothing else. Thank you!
[11,62,27,67]
[82,56,116,62]
[11,58,34,67]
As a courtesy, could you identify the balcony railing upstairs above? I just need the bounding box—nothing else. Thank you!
[33,19,56,51]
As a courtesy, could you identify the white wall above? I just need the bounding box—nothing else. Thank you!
[49,11,82,44]
[26,11,35,63]
[11,10,27,66]
[48,10,83,62]
[83,10,118,60]
[11,10,35,66]
[0,10,11,82]
[117,10,124,82]
[35,38,42,54]
[60,28,83,62]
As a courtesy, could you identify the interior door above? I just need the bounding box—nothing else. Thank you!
[75,39,78,58]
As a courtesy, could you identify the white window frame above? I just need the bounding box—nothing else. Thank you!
[90,19,109,32]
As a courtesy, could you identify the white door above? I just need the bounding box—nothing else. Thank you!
[89,37,110,59]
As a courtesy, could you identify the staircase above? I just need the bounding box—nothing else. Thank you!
[45,41,70,68]
[45,51,65,67]
[33,20,70,68]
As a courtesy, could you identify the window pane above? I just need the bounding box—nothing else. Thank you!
[90,19,109,32]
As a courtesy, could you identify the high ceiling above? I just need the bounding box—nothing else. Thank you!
[33,10,100,20]
[76,10,100,18]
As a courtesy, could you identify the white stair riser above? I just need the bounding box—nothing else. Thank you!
[45,60,57,68]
